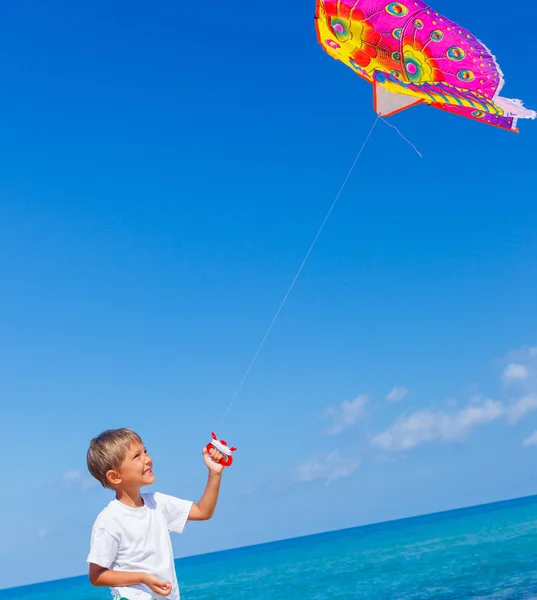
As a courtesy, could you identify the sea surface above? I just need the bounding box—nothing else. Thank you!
[3,496,537,600]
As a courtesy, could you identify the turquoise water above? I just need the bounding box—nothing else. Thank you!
[4,496,537,599]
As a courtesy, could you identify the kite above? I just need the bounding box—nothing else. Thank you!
[315,0,536,132]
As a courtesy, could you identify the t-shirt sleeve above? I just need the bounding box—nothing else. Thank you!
[87,526,120,568]
[156,492,193,534]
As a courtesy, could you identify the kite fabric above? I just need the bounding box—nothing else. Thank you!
[315,0,536,132]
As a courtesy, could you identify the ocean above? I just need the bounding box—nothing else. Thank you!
[3,495,537,600]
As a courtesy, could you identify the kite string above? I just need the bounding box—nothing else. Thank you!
[379,117,423,158]
[216,116,380,431]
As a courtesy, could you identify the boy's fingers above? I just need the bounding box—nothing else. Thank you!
[157,581,171,591]
[205,446,225,463]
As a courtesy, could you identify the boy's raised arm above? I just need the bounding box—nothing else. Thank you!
[188,447,225,521]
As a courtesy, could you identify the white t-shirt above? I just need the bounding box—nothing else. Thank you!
[87,492,193,600]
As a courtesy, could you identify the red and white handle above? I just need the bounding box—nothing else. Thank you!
[206,432,237,467]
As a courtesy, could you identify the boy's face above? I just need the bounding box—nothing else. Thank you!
[111,440,155,490]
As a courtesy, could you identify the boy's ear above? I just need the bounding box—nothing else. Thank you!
[106,469,121,486]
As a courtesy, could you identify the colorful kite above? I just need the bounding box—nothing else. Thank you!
[315,0,536,132]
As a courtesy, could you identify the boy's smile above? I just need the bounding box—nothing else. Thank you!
[117,441,156,488]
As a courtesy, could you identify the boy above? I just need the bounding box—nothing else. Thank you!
[86,428,226,600]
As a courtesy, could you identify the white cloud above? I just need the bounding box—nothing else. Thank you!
[523,431,537,447]
[372,397,504,453]
[500,348,536,390]
[63,469,82,486]
[38,528,48,539]
[507,394,537,424]
[503,363,530,382]
[499,347,537,433]
[370,344,537,454]
[82,478,100,490]
[324,395,367,435]
[63,469,98,490]
[506,346,537,361]
[297,450,360,484]
[240,485,260,496]
[386,387,409,402]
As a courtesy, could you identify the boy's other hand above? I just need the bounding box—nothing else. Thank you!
[143,574,172,596]
[203,447,225,474]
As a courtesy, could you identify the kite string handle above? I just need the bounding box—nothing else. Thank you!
[206,433,237,467]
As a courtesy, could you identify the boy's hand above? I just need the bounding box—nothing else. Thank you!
[203,447,225,474]
[143,574,172,596]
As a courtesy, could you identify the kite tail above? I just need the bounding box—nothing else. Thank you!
[496,96,537,120]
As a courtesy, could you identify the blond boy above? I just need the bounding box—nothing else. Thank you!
[86,428,225,600]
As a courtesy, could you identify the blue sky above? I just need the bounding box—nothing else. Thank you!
[1,0,536,590]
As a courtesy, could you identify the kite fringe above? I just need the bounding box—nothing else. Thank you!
[497,96,537,120]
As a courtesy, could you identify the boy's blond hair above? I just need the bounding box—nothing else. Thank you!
[87,428,143,489]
